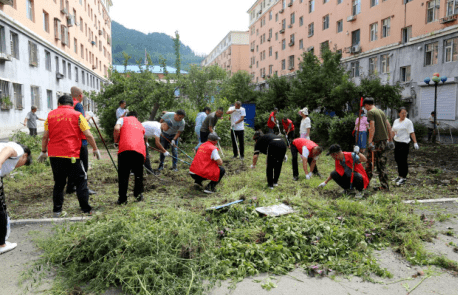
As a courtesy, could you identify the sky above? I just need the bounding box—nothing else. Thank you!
[110,0,253,56]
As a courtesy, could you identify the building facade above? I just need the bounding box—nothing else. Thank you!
[201,31,250,76]
[0,0,113,138]
[247,0,458,126]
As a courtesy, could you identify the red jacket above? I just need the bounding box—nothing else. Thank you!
[47,106,83,158]
[335,152,369,189]
[267,111,276,129]
[73,98,87,140]
[118,117,146,160]
[282,119,295,132]
[190,141,220,182]
[292,138,318,159]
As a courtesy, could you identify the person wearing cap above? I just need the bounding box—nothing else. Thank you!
[281,117,295,146]
[0,142,32,254]
[299,107,311,139]
[318,144,369,198]
[189,133,225,194]
[227,101,246,159]
[199,108,224,147]
[290,138,323,181]
[38,95,101,217]
[267,108,278,133]
[23,106,46,136]
[363,98,393,191]
[142,120,171,174]
[159,110,186,171]
[114,111,146,204]
[194,107,211,153]
[251,131,287,189]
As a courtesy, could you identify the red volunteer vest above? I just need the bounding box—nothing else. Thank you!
[282,119,295,131]
[292,138,318,159]
[335,152,370,189]
[47,105,83,158]
[118,117,146,160]
[267,112,276,129]
[189,141,220,182]
[73,98,87,140]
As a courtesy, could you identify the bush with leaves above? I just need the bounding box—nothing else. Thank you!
[308,113,333,146]
[413,122,428,143]
[328,113,358,151]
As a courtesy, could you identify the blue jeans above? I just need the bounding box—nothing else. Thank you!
[159,133,178,168]
[357,131,367,149]
[194,129,201,151]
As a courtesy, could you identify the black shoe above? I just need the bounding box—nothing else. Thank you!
[341,189,350,196]
[204,186,216,194]
[157,164,164,171]
[135,194,144,202]
[116,200,127,205]
[373,186,389,192]
[293,177,299,181]
[88,189,97,195]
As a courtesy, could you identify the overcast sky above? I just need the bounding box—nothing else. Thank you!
[110,0,252,56]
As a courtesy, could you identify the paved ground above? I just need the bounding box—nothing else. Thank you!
[2,202,457,295]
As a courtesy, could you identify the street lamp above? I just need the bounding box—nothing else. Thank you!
[424,73,447,143]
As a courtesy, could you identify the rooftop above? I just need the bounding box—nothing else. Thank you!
[113,65,188,74]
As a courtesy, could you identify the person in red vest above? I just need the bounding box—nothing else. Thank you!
[114,111,146,204]
[281,117,295,146]
[267,108,278,133]
[291,138,323,181]
[38,95,101,217]
[318,144,369,199]
[189,133,225,194]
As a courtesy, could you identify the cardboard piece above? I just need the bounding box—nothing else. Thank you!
[255,204,295,217]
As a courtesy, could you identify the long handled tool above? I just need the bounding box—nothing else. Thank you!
[217,141,225,158]
[160,134,194,161]
[92,118,118,172]
[231,128,243,162]
[350,96,364,190]
[149,146,191,166]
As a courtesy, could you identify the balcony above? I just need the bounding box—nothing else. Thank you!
[0,0,13,6]
[347,15,356,22]
[280,29,285,34]
[279,9,284,13]
[440,14,458,24]
[288,1,293,6]
[289,41,294,46]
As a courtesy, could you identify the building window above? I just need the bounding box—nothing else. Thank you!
[26,0,34,21]
[381,54,390,73]
[299,39,303,49]
[370,23,378,41]
[0,80,10,107]
[401,26,412,44]
[299,16,303,26]
[323,15,329,30]
[269,46,272,56]
[281,59,286,70]
[288,55,294,69]
[290,13,295,24]
[30,86,40,109]
[62,60,66,77]
[275,32,278,40]
[337,20,343,33]
[320,41,329,55]
[269,65,273,75]
[68,62,71,79]
[81,44,84,58]
[276,13,278,21]
[43,11,49,32]
[308,22,314,37]
[269,29,272,39]
[10,32,19,59]
[47,90,53,110]
[282,19,286,30]
[445,37,458,62]
[80,17,84,31]
[447,0,458,16]
[425,42,438,65]
[75,66,78,82]
[427,0,440,22]
[369,57,378,74]
[28,41,38,67]
[352,0,361,15]
[350,61,360,77]
[0,26,5,54]
[269,11,272,20]
[282,39,286,50]
[82,70,85,84]
[275,51,278,59]
[382,18,390,38]
[309,0,315,12]
[55,56,59,72]
[352,29,360,45]
[13,83,23,109]
[282,0,286,9]
[370,0,378,7]
[324,0,328,3]
[337,0,342,4]
[43,51,50,71]
[400,66,411,82]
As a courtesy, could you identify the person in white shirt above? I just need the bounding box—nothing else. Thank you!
[391,107,419,186]
[299,107,311,139]
[226,101,246,159]
[194,107,211,153]
[116,100,128,119]
[141,121,171,174]
[0,142,32,254]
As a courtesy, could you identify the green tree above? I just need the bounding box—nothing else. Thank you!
[219,71,258,104]
[359,74,403,111]
[257,74,291,114]
[174,31,181,76]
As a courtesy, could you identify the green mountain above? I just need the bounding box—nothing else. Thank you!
[111,21,204,70]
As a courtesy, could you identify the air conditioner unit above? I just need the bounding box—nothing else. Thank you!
[258,10,262,14]
[288,25,292,28]
[227,65,230,68]
[67,15,75,27]
[267,75,271,78]
[289,42,294,46]
[288,66,293,70]
[261,74,265,78]
[440,14,458,23]
[280,29,285,33]
[351,45,361,53]
[56,72,64,79]
[288,1,293,6]
[0,0,13,6]
[91,41,96,45]
[279,9,284,13]
[250,47,254,52]
[347,15,356,22]
[307,46,314,52]
[99,29,103,35]
[0,53,12,62]
[267,38,271,41]
[92,65,96,70]
[61,8,69,15]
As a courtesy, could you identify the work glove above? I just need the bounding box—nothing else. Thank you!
[146,142,149,148]
[318,182,327,188]
[368,142,375,150]
[352,152,360,164]
[414,143,419,150]
[353,146,360,154]
[284,155,288,162]
[114,143,119,149]
[164,151,170,157]
[37,152,48,163]
[306,172,312,180]
[171,140,176,146]
[94,149,101,160]
[387,141,395,150]
[250,164,256,169]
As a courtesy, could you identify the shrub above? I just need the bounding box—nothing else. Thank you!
[9,131,42,153]
[254,111,272,133]
[214,119,255,147]
[309,113,333,146]
[413,122,428,143]
[328,113,358,151]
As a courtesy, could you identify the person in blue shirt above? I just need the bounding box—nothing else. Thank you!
[194,107,211,153]
[116,101,128,119]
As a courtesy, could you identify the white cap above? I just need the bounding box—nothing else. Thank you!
[300,107,309,116]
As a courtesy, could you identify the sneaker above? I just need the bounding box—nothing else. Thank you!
[393,176,401,183]
[204,186,216,194]
[396,178,406,186]
[240,157,244,160]
[273,183,279,187]
[116,200,127,205]
[373,186,389,192]
[157,164,164,171]
[0,241,17,255]
[355,191,364,199]
[268,186,274,190]
[172,167,178,172]
[194,183,203,190]
[88,189,97,195]
[135,194,144,202]
[293,177,299,181]
[53,211,67,218]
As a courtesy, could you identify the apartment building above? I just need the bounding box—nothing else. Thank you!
[248,0,458,125]
[0,0,113,137]
[201,31,250,76]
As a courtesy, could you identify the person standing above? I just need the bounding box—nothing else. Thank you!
[159,110,186,171]
[391,107,419,186]
[364,98,393,191]
[116,100,128,119]
[67,87,96,195]
[281,117,295,146]
[251,131,287,189]
[290,138,323,181]
[23,106,45,136]
[0,142,31,254]
[114,111,146,204]
[318,144,369,198]
[299,107,311,139]
[189,133,225,194]
[226,101,246,159]
[267,108,278,133]
[427,111,439,142]
[353,113,370,154]
[194,107,211,153]
[200,108,224,145]
[142,120,170,174]
[38,95,101,217]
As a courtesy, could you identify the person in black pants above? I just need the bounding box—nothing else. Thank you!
[251,131,287,189]
[231,129,245,159]
[117,151,144,203]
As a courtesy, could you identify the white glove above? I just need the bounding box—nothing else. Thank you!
[306,172,312,180]
[284,155,288,162]
[318,182,327,188]
[171,140,176,146]
[164,151,170,157]
[354,146,360,154]
[37,152,48,163]
[414,143,419,150]
[250,164,256,169]
[146,142,149,147]
[306,136,310,140]
[93,149,101,160]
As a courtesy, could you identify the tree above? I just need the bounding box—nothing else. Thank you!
[359,74,403,111]
[174,31,181,76]
[219,71,258,104]
[257,74,292,114]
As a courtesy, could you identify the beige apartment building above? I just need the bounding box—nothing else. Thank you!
[0,0,113,137]
[248,0,458,126]
[201,31,250,76]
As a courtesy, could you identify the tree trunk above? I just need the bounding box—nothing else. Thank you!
[149,102,160,121]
